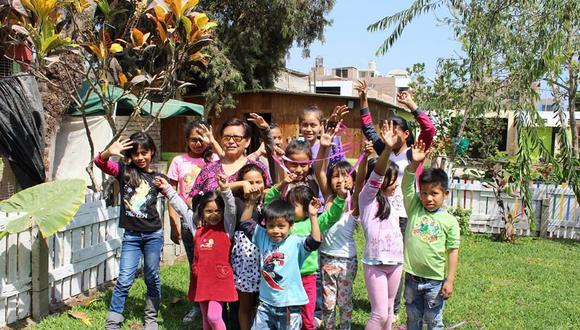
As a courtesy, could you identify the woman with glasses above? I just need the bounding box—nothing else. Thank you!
[189,116,272,199]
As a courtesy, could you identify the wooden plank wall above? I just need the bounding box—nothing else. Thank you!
[0,212,32,327]
[447,180,580,239]
[169,92,395,159]
[48,193,122,306]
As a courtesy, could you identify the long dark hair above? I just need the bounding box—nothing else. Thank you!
[374,162,399,220]
[184,117,213,163]
[123,132,157,188]
[326,160,356,196]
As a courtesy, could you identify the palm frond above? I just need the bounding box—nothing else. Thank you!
[367,0,444,55]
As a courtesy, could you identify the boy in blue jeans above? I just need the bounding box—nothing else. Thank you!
[239,197,322,330]
[402,140,460,330]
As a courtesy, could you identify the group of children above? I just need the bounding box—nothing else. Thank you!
[96,80,460,330]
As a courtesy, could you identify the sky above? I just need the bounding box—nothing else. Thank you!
[286,0,463,78]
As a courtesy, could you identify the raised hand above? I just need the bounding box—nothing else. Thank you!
[248,113,269,130]
[354,80,368,98]
[362,140,375,157]
[380,120,397,148]
[308,197,321,218]
[197,124,213,144]
[242,181,262,197]
[217,174,229,191]
[320,121,340,148]
[273,145,285,157]
[337,180,349,198]
[411,139,430,163]
[108,137,133,157]
[328,105,349,125]
[154,176,170,190]
[396,90,418,112]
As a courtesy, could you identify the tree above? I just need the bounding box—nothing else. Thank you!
[368,0,579,231]
[185,0,336,115]
[4,0,216,190]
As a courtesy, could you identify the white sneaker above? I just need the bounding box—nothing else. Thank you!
[182,305,200,323]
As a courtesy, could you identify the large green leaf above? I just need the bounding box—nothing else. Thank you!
[0,179,86,237]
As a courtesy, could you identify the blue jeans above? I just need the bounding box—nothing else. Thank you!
[404,275,445,330]
[252,302,302,330]
[109,229,164,314]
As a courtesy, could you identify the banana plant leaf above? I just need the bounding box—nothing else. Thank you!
[0,179,86,239]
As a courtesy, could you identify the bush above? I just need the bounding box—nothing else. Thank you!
[448,206,472,236]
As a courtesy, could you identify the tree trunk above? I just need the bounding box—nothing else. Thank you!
[568,62,578,158]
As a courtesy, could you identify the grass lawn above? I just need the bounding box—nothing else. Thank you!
[34,233,580,330]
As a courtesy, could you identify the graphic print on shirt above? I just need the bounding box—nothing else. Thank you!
[261,251,286,291]
[200,238,215,250]
[124,180,152,219]
[412,216,441,243]
[180,165,201,197]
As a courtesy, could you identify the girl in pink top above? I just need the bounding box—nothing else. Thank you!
[358,121,404,330]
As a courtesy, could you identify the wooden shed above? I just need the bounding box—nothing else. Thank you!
[161,90,400,159]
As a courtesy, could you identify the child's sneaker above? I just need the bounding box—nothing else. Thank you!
[182,305,200,323]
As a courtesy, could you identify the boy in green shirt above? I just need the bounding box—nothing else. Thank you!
[402,140,460,330]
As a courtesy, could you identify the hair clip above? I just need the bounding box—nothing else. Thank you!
[198,191,204,196]
[296,136,305,142]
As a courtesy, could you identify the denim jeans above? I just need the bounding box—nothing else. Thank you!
[404,275,445,330]
[252,302,302,330]
[109,229,164,314]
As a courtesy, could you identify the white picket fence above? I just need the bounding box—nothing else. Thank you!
[0,193,186,327]
[447,179,580,239]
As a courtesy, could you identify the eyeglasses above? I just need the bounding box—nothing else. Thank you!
[222,135,245,143]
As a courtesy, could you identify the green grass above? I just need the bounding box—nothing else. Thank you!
[34,234,580,330]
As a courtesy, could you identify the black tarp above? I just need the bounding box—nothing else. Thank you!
[0,75,45,188]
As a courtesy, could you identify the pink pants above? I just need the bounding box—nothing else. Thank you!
[363,264,403,330]
[300,274,317,330]
[199,301,226,330]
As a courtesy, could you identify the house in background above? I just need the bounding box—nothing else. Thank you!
[163,89,401,160]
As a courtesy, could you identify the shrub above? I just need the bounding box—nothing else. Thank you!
[448,206,472,236]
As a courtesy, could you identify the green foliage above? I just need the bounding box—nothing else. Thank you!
[377,0,579,229]
[447,206,472,236]
[0,179,85,238]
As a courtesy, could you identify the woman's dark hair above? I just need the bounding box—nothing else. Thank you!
[184,117,213,162]
[375,162,399,220]
[263,198,296,226]
[326,160,355,194]
[221,118,251,138]
[285,138,312,160]
[391,116,414,146]
[286,185,315,216]
[191,191,225,224]
[123,132,157,188]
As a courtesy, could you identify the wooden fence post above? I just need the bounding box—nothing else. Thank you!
[31,226,49,321]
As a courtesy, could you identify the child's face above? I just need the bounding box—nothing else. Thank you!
[271,127,283,148]
[299,113,322,143]
[202,200,223,225]
[419,182,449,212]
[266,217,292,242]
[243,170,265,198]
[187,128,209,156]
[131,146,153,170]
[331,169,353,194]
[284,152,311,181]
[393,125,410,149]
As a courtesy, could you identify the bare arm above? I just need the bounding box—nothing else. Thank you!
[308,198,322,242]
[167,179,182,244]
[352,141,373,216]
[441,248,459,299]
